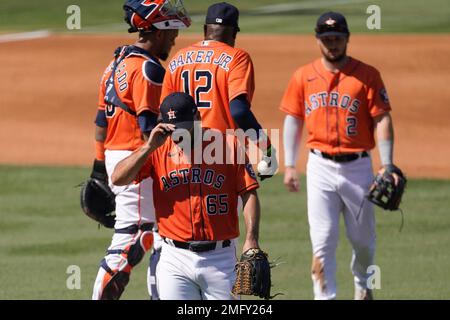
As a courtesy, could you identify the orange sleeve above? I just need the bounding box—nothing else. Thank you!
[228,50,255,102]
[236,161,259,196]
[132,71,161,115]
[367,69,392,117]
[98,61,114,110]
[97,73,108,110]
[279,69,305,120]
[95,140,105,161]
[134,154,153,183]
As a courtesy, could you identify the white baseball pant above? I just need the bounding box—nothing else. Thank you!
[156,239,238,300]
[306,151,376,300]
[92,150,155,300]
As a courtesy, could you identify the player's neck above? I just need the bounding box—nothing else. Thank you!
[321,56,349,73]
[133,41,154,56]
[204,36,234,47]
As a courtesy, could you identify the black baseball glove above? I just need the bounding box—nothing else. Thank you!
[367,164,407,211]
[80,159,116,228]
[232,248,272,299]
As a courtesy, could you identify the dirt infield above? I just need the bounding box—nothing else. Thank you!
[1,34,449,178]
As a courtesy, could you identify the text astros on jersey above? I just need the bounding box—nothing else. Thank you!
[280,57,391,155]
[135,134,259,243]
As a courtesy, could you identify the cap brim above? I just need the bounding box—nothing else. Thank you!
[316,31,348,37]
[172,121,194,131]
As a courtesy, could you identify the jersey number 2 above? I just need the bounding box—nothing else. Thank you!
[346,116,358,136]
[181,70,213,108]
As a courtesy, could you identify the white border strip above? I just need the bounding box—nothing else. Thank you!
[0,30,51,43]
[253,0,370,14]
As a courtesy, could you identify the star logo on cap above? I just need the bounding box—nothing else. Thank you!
[325,18,336,26]
[167,108,177,120]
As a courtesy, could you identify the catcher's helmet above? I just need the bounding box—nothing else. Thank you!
[124,0,191,33]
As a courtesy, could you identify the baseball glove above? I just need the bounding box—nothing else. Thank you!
[367,164,407,211]
[232,248,272,299]
[80,160,116,228]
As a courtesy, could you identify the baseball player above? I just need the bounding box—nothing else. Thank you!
[111,92,262,300]
[91,0,190,300]
[161,2,278,178]
[280,12,400,300]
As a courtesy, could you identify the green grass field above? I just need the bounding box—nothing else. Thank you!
[0,165,449,299]
[0,0,449,33]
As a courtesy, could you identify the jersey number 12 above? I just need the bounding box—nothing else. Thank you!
[181,70,213,108]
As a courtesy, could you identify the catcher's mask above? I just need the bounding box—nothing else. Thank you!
[124,0,191,33]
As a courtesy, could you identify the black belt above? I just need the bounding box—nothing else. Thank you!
[114,222,154,234]
[311,149,368,163]
[163,238,231,253]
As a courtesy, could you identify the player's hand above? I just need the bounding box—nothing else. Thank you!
[379,165,400,186]
[242,239,260,254]
[147,123,175,150]
[257,146,279,181]
[284,166,300,192]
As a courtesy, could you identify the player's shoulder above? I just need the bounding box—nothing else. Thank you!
[127,56,165,85]
[100,59,114,80]
[122,46,166,84]
[231,46,251,59]
[166,44,194,65]
[142,58,165,85]
[171,43,197,57]
[289,59,318,82]
[351,57,381,76]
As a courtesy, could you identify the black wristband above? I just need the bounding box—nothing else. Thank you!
[90,159,108,181]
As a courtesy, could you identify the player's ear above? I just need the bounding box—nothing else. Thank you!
[232,27,238,39]
[316,36,322,46]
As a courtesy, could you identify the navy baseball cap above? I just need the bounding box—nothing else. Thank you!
[160,92,198,130]
[205,2,240,31]
[315,12,350,37]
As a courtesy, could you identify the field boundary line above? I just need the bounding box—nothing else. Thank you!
[0,30,51,43]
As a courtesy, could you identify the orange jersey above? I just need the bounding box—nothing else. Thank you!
[135,134,259,242]
[161,40,255,132]
[98,46,165,151]
[280,57,391,154]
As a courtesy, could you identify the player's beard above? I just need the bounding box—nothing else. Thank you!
[323,46,347,63]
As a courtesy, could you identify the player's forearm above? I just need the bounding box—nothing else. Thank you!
[241,190,261,251]
[283,115,303,167]
[375,112,394,165]
[230,95,262,133]
[230,95,275,156]
[111,144,153,186]
[94,126,107,161]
